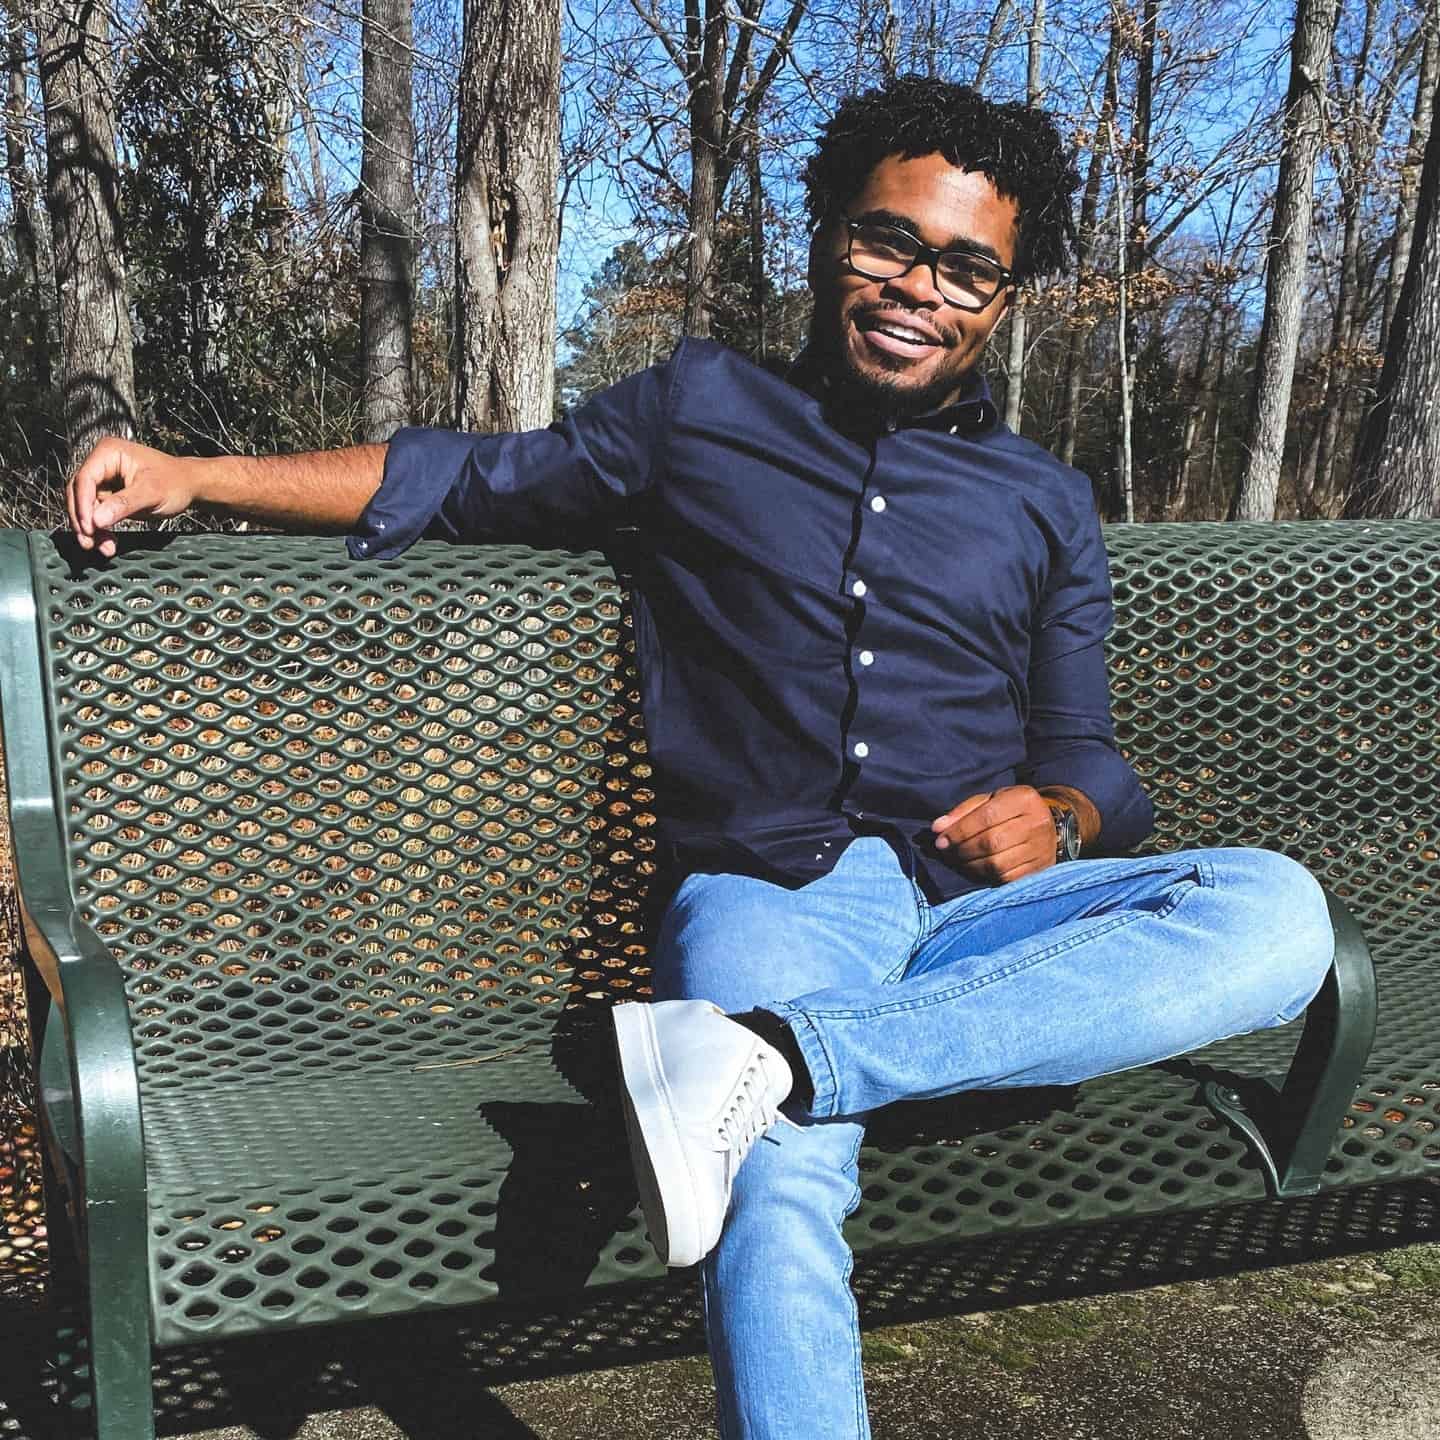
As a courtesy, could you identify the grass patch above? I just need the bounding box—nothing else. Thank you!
[1380,1245,1440,1291]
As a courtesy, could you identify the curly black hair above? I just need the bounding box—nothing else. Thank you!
[802,77,1080,281]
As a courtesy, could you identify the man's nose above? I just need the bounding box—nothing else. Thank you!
[881,259,944,309]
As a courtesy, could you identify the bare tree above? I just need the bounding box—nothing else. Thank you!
[628,0,807,336]
[972,0,1014,89]
[3,0,51,395]
[1057,16,1120,467]
[1344,68,1440,517]
[1300,0,1425,510]
[360,0,416,440]
[455,0,561,431]
[1231,0,1342,520]
[37,0,137,462]
[1380,0,1437,352]
[1002,0,1044,434]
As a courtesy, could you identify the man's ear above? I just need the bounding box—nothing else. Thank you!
[806,218,834,295]
[989,284,1017,333]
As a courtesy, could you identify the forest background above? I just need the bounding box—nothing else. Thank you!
[2,0,1439,527]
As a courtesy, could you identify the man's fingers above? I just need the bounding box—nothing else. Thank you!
[68,438,130,548]
[91,483,142,532]
[993,856,1048,886]
[934,788,1039,850]
[946,819,1041,862]
[930,792,992,848]
[959,838,1040,880]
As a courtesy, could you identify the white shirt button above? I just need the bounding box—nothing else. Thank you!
[870,495,887,513]
[853,741,869,758]
[851,579,867,598]
[859,650,874,666]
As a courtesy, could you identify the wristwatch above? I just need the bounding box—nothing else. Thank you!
[1046,798,1082,863]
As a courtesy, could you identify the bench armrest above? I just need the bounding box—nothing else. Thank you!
[0,529,149,1273]
[1202,887,1377,1198]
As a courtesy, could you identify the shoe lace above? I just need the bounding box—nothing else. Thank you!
[715,1052,801,1159]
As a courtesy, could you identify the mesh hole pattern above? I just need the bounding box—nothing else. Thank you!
[27,522,1440,1345]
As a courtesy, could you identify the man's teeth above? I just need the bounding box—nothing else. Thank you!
[874,323,932,344]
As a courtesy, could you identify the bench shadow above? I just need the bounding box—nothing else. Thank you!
[6,1173,1440,1440]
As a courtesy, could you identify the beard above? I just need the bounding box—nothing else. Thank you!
[812,302,973,419]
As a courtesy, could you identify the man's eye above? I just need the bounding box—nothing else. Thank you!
[940,256,998,285]
[860,229,914,259]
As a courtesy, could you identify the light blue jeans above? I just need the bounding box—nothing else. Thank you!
[652,838,1334,1440]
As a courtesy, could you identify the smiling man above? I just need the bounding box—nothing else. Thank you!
[68,78,1334,1440]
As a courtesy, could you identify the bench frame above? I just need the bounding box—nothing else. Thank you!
[0,526,1385,1440]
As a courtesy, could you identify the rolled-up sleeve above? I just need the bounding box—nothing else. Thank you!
[348,354,671,560]
[1017,501,1153,852]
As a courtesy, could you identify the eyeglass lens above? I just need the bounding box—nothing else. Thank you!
[849,224,1004,308]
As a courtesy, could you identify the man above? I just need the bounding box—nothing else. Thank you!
[70,78,1332,1440]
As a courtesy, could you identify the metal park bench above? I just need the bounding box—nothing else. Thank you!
[4,518,1436,1440]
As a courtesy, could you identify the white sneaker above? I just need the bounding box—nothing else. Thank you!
[613,999,795,1268]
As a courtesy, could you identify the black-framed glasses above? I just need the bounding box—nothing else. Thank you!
[840,215,1014,311]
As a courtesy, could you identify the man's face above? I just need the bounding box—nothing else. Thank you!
[807,152,1019,415]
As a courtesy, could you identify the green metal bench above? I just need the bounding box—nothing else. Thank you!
[4,519,1435,1440]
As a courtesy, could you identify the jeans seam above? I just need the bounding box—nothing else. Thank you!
[883,890,925,984]
[805,910,1141,1020]
[930,855,1207,935]
[841,1124,868,1440]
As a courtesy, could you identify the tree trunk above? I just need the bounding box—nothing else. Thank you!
[1231,0,1342,521]
[361,0,415,441]
[1300,0,1377,510]
[455,0,561,432]
[1171,303,1215,517]
[4,0,51,393]
[746,61,765,362]
[972,0,1012,90]
[1128,0,1160,277]
[1110,127,1134,524]
[37,0,137,463]
[295,28,328,212]
[684,0,725,338]
[1380,5,1438,353]
[1058,18,1120,467]
[880,0,899,81]
[1003,0,1044,435]
[256,10,296,265]
[1121,0,1160,486]
[1207,308,1230,514]
[1344,71,1440,518]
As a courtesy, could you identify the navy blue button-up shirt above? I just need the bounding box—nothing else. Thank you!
[350,339,1152,902]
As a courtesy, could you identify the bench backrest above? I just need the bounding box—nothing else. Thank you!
[4,521,1437,1095]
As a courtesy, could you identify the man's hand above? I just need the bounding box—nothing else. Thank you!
[66,438,386,555]
[930,785,1059,885]
[68,438,199,557]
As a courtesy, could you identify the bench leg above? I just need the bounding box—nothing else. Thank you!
[85,1253,156,1440]
[34,998,156,1440]
[1202,887,1377,1197]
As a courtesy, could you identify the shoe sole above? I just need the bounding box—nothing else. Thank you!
[612,1002,705,1268]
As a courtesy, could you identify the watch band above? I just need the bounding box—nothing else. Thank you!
[1045,798,1082,863]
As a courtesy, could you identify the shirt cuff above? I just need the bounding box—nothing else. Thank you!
[348,427,479,560]
[1019,740,1154,854]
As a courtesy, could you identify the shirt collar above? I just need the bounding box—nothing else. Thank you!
[787,347,999,438]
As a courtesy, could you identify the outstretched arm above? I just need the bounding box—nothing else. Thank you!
[67,437,386,557]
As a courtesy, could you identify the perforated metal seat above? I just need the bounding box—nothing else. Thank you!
[1,521,1435,1439]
